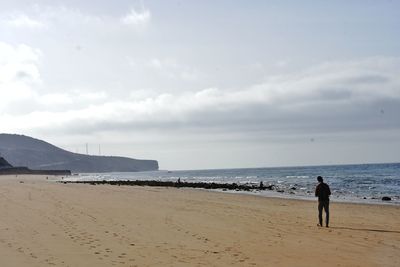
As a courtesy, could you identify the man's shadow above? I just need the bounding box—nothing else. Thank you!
[331,226,400,234]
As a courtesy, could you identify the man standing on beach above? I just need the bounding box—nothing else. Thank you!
[315,176,331,227]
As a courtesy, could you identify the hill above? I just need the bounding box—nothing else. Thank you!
[0,134,159,173]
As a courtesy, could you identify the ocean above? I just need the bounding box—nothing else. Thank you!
[69,163,400,204]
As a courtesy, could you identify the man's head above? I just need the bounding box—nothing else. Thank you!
[317,176,323,182]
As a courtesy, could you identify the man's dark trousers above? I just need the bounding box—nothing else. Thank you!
[318,200,329,226]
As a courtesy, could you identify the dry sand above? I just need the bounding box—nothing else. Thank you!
[0,175,399,267]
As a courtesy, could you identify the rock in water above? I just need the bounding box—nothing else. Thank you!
[382,196,391,201]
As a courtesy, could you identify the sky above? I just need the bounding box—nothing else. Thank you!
[0,0,399,170]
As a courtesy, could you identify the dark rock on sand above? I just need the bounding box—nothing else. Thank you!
[0,157,13,168]
[62,180,278,192]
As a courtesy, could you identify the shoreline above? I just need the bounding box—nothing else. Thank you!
[61,178,400,206]
[218,188,400,206]
[0,175,399,266]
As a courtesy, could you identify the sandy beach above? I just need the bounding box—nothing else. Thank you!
[0,175,398,267]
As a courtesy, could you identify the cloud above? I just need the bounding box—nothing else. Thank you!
[128,57,201,81]
[1,6,108,33]
[0,42,41,110]
[120,8,151,26]
[4,14,45,29]
[29,5,105,29]
[1,56,399,139]
[96,57,400,134]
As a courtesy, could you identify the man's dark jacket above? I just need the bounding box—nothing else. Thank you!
[315,182,331,202]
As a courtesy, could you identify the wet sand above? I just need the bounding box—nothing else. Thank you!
[0,175,399,267]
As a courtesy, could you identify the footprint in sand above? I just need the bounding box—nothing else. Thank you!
[30,252,38,259]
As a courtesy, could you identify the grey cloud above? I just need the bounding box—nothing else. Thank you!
[316,87,353,101]
[35,96,400,146]
[3,57,400,141]
[15,71,31,80]
[344,74,389,85]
